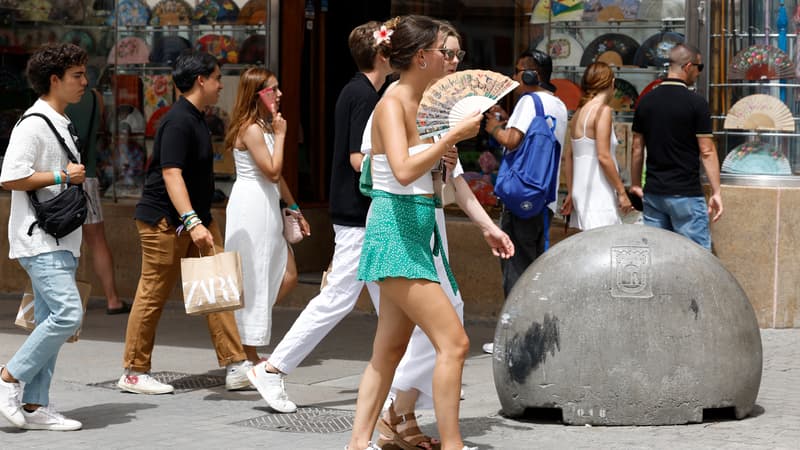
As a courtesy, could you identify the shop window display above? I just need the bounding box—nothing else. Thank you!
[0,0,276,199]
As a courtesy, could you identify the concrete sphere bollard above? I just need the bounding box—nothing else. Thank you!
[492,225,762,425]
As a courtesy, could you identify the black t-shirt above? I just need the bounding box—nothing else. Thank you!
[329,73,379,227]
[135,96,215,226]
[632,79,713,197]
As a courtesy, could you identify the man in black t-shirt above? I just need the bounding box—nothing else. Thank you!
[119,52,250,395]
[630,43,723,250]
[255,22,393,405]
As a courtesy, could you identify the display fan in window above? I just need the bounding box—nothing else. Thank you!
[49,0,86,23]
[530,0,584,24]
[105,0,149,27]
[16,0,51,22]
[580,33,639,67]
[196,34,238,64]
[416,69,518,139]
[237,0,267,25]
[721,141,792,176]
[150,0,192,26]
[729,45,794,80]
[723,94,795,132]
[192,0,239,24]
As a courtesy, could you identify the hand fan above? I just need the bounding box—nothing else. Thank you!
[723,94,795,131]
[417,70,518,139]
[728,45,794,80]
[721,141,792,175]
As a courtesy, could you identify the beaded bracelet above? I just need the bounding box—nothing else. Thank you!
[180,210,197,222]
[185,218,203,231]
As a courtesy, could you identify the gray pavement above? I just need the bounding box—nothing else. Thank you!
[0,294,798,449]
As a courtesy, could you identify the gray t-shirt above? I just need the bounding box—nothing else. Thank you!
[0,99,82,259]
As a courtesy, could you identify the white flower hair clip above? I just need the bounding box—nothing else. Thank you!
[373,25,393,46]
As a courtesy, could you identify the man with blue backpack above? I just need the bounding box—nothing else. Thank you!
[485,50,568,300]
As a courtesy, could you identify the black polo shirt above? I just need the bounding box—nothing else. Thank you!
[632,79,713,197]
[135,96,215,227]
[329,72,379,227]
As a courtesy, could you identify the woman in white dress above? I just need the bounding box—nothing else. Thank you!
[224,68,310,362]
[561,62,633,230]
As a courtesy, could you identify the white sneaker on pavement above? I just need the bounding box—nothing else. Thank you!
[247,361,297,413]
[225,360,253,391]
[117,371,175,394]
[482,342,494,354]
[0,367,25,428]
[21,405,82,431]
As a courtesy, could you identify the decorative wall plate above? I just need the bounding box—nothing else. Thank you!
[633,32,684,67]
[417,70,518,139]
[724,94,795,131]
[550,78,582,110]
[237,0,267,25]
[729,45,794,80]
[580,33,639,67]
[107,36,150,65]
[536,33,583,67]
[105,0,149,27]
[196,34,238,64]
[150,0,192,26]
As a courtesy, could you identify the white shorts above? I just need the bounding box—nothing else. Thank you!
[83,177,104,224]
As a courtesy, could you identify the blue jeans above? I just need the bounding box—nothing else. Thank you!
[7,251,82,406]
[643,194,711,250]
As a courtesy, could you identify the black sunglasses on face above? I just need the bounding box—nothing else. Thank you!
[682,61,704,72]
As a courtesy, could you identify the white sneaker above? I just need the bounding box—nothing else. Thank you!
[21,405,82,431]
[0,367,24,428]
[482,342,494,354]
[225,360,253,391]
[247,361,297,413]
[344,443,381,450]
[117,372,174,394]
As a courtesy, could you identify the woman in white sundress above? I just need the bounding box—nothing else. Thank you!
[224,68,310,363]
[561,62,633,230]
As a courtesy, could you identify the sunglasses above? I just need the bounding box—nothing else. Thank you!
[424,48,465,62]
[682,62,704,72]
[258,84,279,95]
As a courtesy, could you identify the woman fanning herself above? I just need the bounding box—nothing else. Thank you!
[561,62,633,230]
[347,15,482,450]
[224,68,310,392]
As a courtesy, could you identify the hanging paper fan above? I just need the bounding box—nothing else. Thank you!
[723,94,795,131]
[729,45,794,80]
[417,70,518,139]
[721,141,792,175]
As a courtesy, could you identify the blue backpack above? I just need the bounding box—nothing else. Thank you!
[494,93,561,219]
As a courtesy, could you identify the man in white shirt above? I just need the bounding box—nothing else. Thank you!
[0,43,88,431]
[485,50,568,296]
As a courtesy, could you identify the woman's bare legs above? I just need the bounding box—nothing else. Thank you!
[245,246,299,364]
[348,278,469,450]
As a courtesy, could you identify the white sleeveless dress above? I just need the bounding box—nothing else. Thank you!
[226,133,287,346]
[569,105,622,230]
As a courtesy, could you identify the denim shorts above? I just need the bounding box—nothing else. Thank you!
[642,193,711,250]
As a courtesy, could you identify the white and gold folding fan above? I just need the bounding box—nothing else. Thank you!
[723,94,795,132]
[417,69,518,139]
[728,45,794,80]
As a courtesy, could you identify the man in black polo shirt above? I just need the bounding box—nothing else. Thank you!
[118,51,250,395]
[254,22,392,406]
[630,43,723,250]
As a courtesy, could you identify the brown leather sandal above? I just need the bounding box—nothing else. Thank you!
[375,404,441,450]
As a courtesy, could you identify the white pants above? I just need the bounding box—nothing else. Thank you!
[268,225,380,374]
[378,208,465,410]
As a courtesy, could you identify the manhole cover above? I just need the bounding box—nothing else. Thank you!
[88,371,225,393]
[232,407,355,433]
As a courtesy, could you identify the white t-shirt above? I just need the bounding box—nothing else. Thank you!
[0,99,82,259]
[505,91,568,213]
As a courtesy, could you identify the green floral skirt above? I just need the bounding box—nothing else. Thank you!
[358,190,458,294]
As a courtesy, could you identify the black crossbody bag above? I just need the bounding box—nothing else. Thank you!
[18,113,89,242]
